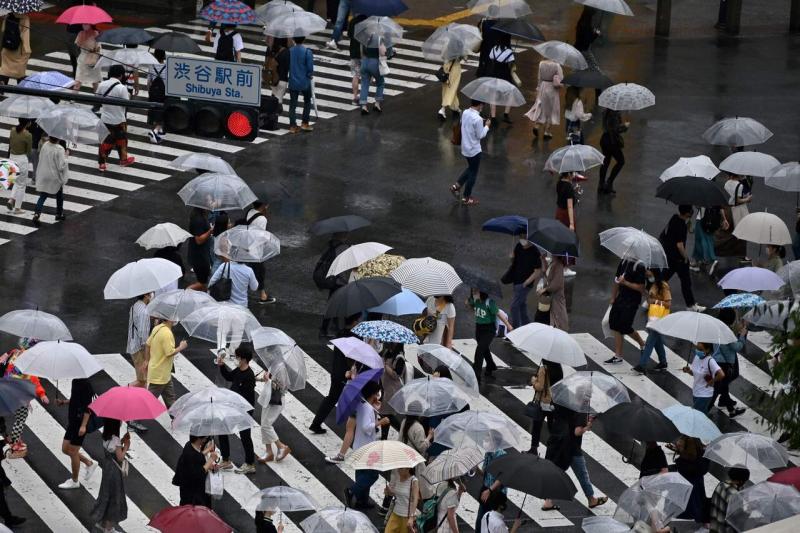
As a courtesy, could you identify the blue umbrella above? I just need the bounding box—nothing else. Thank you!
[368,288,425,316]
[19,71,75,91]
[352,0,408,17]
[661,404,721,442]
[335,367,383,424]
[481,215,528,235]
[352,320,418,344]
[713,293,765,309]
[0,377,36,417]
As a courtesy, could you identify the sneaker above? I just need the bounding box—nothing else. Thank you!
[128,421,148,432]
[58,478,81,489]
[632,365,646,374]
[654,362,668,371]
[325,39,338,50]
[148,130,159,143]
[438,109,447,121]
[235,463,257,475]
[83,462,98,482]
[120,156,135,167]
[727,407,746,418]
[289,126,301,134]
[605,356,624,364]
[708,260,719,275]
[325,453,345,464]
[300,123,314,132]
[309,424,327,435]
[218,460,234,471]
[689,263,701,272]
[689,303,706,312]
[564,268,577,278]
[98,163,107,172]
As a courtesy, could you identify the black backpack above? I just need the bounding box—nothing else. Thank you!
[3,14,21,51]
[149,65,166,102]
[259,95,282,131]
[701,207,722,233]
[313,242,347,290]
[235,211,265,227]
[215,30,237,62]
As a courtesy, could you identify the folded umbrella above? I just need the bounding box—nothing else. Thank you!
[598,402,680,443]
[487,452,577,500]
[327,242,392,277]
[324,277,401,317]
[89,386,167,422]
[544,144,604,174]
[135,222,193,250]
[433,410,520,452]
[415,344,480,398]
[181,302,260,345]
[200,0,256,25]
[97,27,153,45]
[718,266,785,292]
[150,32,203,54]
[330,337,383,369]
[170,153,235,174]
[468,0,532,19]
[614,473,692,529]
[599,83,655,111]
[733,212,793,245]
[391,257,462,297]
[168,386,253,419]
[713,293,765,309]
[172,399,258,435]
[0,377,36,417]
[149,505,233,533]
[704,432,789,469]
[247,486,317,512]
[0,309,72,341]
[599,227,668,269]
[768,467,800,491]
[214,226,281,263]
[454,264,502,299]
[56,5,112,25]
[661,404,721,442]
[178,172,257,211]
[533,40,588,69]
[422,23,482,62]
[719,151,781,178]
[367,288,425,316]
[481,215,528,235]
[576,0,634,16]
[388,377,471,417]
[263,10,327,38]
[309,215,371,235]
[726,481,800,532]
[346,440,425,471]
[422,446,484,484]
[351,0,408,17]
[19,71,76,91]
[354,16,404,48]
[658,155,719,181]
[655,176,729,207]
[506,322,586,366]
[527,217,580,257]
[649,311,736,344]
[146,289,217,323]
[703,117,772,147]
[13,340,102,380]
[562,69,613,90]
[104,258,183,300]
[492,18,545,42]
[351,320,418,345]
[460,77,525,107]
[300,507,378,533]
[37,105,109,145]
[255,0,302,24]
[0,95,56,119]
[335,367,383,424]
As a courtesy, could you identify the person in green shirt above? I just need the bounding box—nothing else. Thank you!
[468,289,513,383]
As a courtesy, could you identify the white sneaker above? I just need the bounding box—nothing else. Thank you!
[235,463,256,475]
[58,478,81,489]
[83,462,98,482]
[325,39,338,50]
[564,268,577,278]
[689,303,706,312]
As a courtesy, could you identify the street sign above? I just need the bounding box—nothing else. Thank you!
[165,57,261,107]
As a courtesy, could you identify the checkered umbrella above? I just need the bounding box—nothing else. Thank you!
[390,257,463,297]
[599,83,655,111]
[200,0,256,25]
[0,0,42,14]
[346,440,425,471]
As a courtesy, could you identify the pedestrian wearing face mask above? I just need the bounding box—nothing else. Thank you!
[215,345,257,474]
[634,269,671,375]
[682,342,725,413]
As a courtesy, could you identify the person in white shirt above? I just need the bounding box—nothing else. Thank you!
[449,100,490,206]
[96,64,134,171]
[242,201,276,304]
[208,259,258,308]
[682,342,725,413]
[479,491,521,533]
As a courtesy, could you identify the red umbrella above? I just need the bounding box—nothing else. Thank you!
[769,467,800,491]
[149,505,232,533]
[88,386,167,422]
[56,5,112,25]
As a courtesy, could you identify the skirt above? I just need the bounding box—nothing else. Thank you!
[90,454,128,525]
[76,53,101,84]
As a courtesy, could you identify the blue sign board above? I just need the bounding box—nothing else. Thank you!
[165,57,261,107]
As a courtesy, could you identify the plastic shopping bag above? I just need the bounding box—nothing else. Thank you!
[601,306,612,339]
[205,470,224,499]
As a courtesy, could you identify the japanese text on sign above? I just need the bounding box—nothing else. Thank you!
[166,57,261,106]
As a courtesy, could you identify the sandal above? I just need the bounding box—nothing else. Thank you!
[541,505,560,511]
[462,197,479,206]
[449,184,461,198]
[589,496,608,508]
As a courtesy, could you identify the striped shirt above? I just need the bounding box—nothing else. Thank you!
[126,300,150,354]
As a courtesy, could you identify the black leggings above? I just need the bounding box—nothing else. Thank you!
[599,134,625,190]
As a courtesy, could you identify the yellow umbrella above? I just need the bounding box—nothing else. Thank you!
[345,440,426,471]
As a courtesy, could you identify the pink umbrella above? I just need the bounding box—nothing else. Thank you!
[89,386,167,421]
[56,5,112,25]
[331,337,383,369]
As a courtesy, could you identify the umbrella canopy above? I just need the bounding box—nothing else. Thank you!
[655,176,728,207]
[251,327,307,390]
[433,410,521,452]
[300,507,378,533]
[527,216,580,257]
[89,386,167,421]
[743,300,797,331]
[351,320,418,345]
[0,309,72,341]
[661,404,722,441]
[309,215,371,235]
[423,446,484,484]
[533,40,587,69]
[599,83,655,111]
[492,18,545,41]
[506,323,586,366]
[170,153,235,174]
[177,173,257,211]
[614,473,692,529]
[391,257,462,297]
[388,377,472,417]
[263,10,327,37]
[461,77,525,107]
[147,289,217,323]
[649,311,736,344]
[0,95,56,118]
[354,254,406,279]
[325,277,401,317]
[544,144,604,174]
[468,0,532,19]
[172,399,258,435]
[0,377,36,417]
[551,371,630,414]
[97,27,153,45]
[200,0,256,24]
[352,0,408,17]
[599,402,680,443]
[335,367,383,424]
[353,16,404,48]
[103,258,183,299]
[658,155,720,182]
[777,261,800,294]
[13,341,102,380]
[181,302,260,344]
[169,386,253,419]
[56,5,112,24]
[255,0,302,23]
[214,226,281,263]
[346,440,425,471]
[713,293,765,309]
[19,71,75,91]
[150,32,203,54]
[704,432,789,469]
[482,215,528,235]
[703,117,772,147]
[422,23,482,62]
[247,486,317,512]
[367,288,425,316]
[135,222,193,250]
[0,0,42,14]
[581,517,631,533]
[769,468,800,492]
[328,242,392,277]
[487,452,577,499]
[37,105,109,145]
[726,482,800,532]
[765,162,800,192]
[599,227,668,269]
[576,0,634,16]
[149,505,233,533]
[718,267,785,292]
[454,264,503,299]
[330,337,384,369]
[562,69,613,90]
[94,48,160,69]
[733,212,792,245]
[719,151,781,178]
[415,344,480,398]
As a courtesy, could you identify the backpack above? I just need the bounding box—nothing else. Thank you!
[215,30,238,62]
[149,65,166,103]
[701,206,722,233]
[259,95,281,131]
[263,48,282,88]
[413,314,437,340]
[416,486,453,533]
[235,211,265,227]
[313,242,347,290]
[3,14,21,51]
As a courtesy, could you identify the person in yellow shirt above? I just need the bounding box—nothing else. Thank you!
[145,320,187,408]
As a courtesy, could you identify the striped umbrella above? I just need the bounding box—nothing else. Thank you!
[390,257,462,297]
[0,0,42,14]
[422,446,484,484]
[713,293,765,309]
[351,320,418,344]
[346,440,426,471]
[200,0,256,25]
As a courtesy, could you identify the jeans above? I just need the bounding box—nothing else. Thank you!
[665,259,696,307]
[639,329,667,367]
[34,189,64,216]
[331,0,351,42]
[351,468,379,504]
[359,58,385,105]
[693,223,716,263]
[692,396,712,413]
[599,134,624,191]
[456,153,481,198]
[510,283,532,328]
[289,89,312,126]
[571,454,594,498]
[473,322,497,378]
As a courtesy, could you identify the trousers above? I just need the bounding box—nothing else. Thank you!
[219,426,255,465]
[288,89,312,126]
[473,323,497,378]
[456,153,481,198]
[664,259,696,307]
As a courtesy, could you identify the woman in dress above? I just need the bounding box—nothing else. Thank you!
[438,39,466,121]
[524,59,563,140]
[74,24,101,91]
[57,378,97,490]
[172,435,218,506]
[6,118,31,213]
[90,419,130,533]
[555,172,576,231]
[485,32,515,126]
[423,296,456,348]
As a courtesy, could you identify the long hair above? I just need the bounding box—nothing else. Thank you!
[15,118,29,133]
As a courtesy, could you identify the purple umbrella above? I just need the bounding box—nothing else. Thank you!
[335,367,383,425]
[718,267,785,292]
[331,337,383,369]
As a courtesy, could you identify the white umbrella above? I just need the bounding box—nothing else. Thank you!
[94,48,159,69]
[703,117,772,147]
[13,341,102,380]
[726,482,800,532]
[388,377,472,417]
[550,371,630,414]
[146,289,217,323]
[732,212,792,245]
[301,507,378,533]
[171,399,258,435]
[506,322,587,367]
[581,516,631,533]
[177,173,257,211]
[390,257,462,297]
[181,302,260,345]
[544,144,604,174]
[346,440,426,471]
[661,404,721,442]
[658,155,719,181]
[460,77,525,107]
[169,386,253,418]
[599,227,668,269]
[468,0,532,19]
[135,222,193,250]
[649,311,736,344]
[103,258,183,300]
[0,95,56,118]
[532,40,587,69]
[433,410,521,452]
[704,432,789,469]
[264,10,326,37]
[422,23,482,62]
[37,105,110,145]
[415,344,480,398]
[214,226,281,263]
[247,485,317,512]
[327,242,392,277]
[169,153,235,175]
[765,162,800,192]
[614,473,692,529]
[0,309,72,341]
[423,446,484,484]
[255,0,303,25]
[354,16,404,48]
[576,0,634,16]
[599,83,655,111]
[719,151,781,178]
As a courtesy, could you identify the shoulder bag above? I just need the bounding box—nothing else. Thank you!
[450,120,461,146]
[209,262,232,301]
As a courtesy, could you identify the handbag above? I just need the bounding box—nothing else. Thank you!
[435,66,449,83]
[205,470,224,499]
[413,314,437,338]
[601,305,612,339]
[209,262,232,301]
[379,56,390,76]
[450,120,461,146]
[647,301,669,321]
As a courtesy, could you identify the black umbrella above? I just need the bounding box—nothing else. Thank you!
[97,27,154,46]
[150,32,203,54]
[655,176,729,208]
[0,377,36,417]
[0,0,42,14]
[309,215,371,236]
[454,264,502,299]
[527,217,579,257]
[492,18,545,42]
[598,402,681,443]
[486,452,577,500]
[562,70,614,90]
[324,277,402,317]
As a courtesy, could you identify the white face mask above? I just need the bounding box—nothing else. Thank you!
[648,276,655,283]
[519,238,528,246]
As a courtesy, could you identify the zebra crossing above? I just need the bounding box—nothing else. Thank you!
[5,330,787,533]
[0,20,461,247]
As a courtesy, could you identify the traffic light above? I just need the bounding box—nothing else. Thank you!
[163,97,259,141]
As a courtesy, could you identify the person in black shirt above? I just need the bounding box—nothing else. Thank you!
[255,510,282,533]
[173,435,218,506]
[640,441,668,478]
[598,109,629,194]
[216,346,257,474]
[187,208,213,290]
[56,378,98,489]
[506,235,543,328]
[606,260,646,364]
[660,205,704,312]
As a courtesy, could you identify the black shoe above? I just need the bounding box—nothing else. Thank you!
[309,425,327,435]
[32,214,41,227]
[727,407,746,418]
[502,113,512,124]
[4,516,25,527]
[605,356,624,364]
[632,365,646,374]
[343,488,354,507]
[55,213,66,221]
[654,362,668,371]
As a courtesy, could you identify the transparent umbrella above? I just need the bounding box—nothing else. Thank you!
[702,116,772,147]
[467,0,532,18]
[576,0,634,16]
[181,302,260,346]
[777,261,800,295]
[255,0,302,24]
[169,385,253,419]
[37,105,110,145]
[461,77,525,107]
[423,446,484,484]
[422,23,482,62]
[704,432,789,469]
[354,16,404,48]
[263,10,326,37]
[506,322,586,366]
[177,172,257,211]
[146,289,217,323]
[170,153,235,175]
[765,162,800,192]
[0,95,56,119]
[171,399,257,435]
[18,71,75,91]
[251,327,307,391]
[613,473,693,530]
[94,48,159,69]
[247,485,317,512]
[0,309,72,341]
[433,410,520,452]
[550,371,630,414]
[300,507,378,533]
[658,155,719,181]
[719,151,781,178]
[135,222,192,250]
[388,377,472,417]
[599,227,668,269]
[726,481,800,532]
[104,258,183,300]
[533,40,587,69]
[544,144,604,173]
[581,516,631,533]
[13,340,102,380]
[415,344,480,398]
[214,226,281,263]
[743,300,798,330]
[599,83,655,111]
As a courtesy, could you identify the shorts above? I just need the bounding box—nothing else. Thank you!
[350,59,362,77]
[131,348,147,383]
[190,257,211,284]
[609,304,637,335]
[64,422,85,446]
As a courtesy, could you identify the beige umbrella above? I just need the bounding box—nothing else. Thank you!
[345,440,426,471]
[733,212,792,245]
[354,254,406,279]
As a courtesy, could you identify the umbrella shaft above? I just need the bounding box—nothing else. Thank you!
[0,84,163,111]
